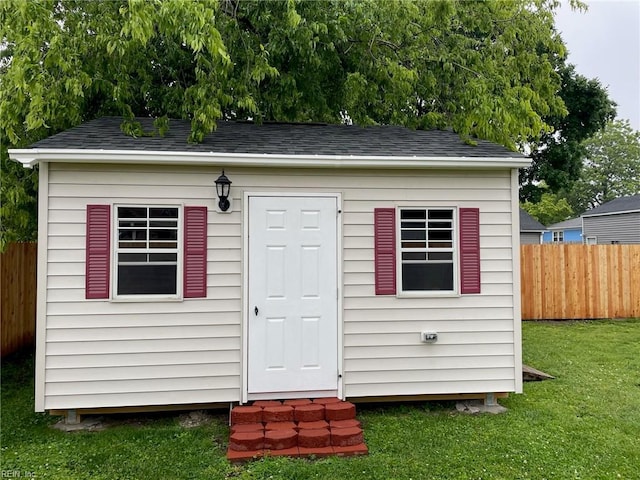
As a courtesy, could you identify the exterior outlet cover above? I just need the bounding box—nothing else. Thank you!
[421,332,438,343]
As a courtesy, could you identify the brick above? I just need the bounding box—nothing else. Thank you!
[229,431,264,451]
[297,420,329,430]
[331,426,363,447]
[262,405,294,423]
[226,448,264,462]
[329,419,361,429]
[298,428,330,448]
[294,403,325,422]
[265,421,297,431]
[312,397,342,405]
[333,444,369,457]
[325,401,356,421]
[252,400,282,408]
[230,405,262,425]
[283,399,312,406]
[298,446,335,458]
[230,423,264,434]
[264,429,298,450]
[264,446,300,458]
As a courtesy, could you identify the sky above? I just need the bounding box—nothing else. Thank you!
[553,0,640,131]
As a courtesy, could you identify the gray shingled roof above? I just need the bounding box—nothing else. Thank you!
[28,117,521,158]
[547,217,582,230]
[519,208,546,232]
[582,194,640,217]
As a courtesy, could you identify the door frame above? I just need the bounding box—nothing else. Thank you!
[242,192,343,403]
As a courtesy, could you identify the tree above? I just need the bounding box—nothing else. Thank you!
[521,192,574,226]
[565,120,640,213]
[1,0,574,245]
[519,63,617,203]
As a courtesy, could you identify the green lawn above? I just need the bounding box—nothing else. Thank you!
[2,320,639,479]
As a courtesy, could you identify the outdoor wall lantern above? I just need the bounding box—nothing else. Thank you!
[215,170,232,212]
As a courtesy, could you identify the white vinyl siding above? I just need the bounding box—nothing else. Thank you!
[42,163,518,410]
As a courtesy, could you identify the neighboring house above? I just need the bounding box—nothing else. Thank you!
[542,217,582,244]
[9,117,529,415]
[581,194,640,244]
[519,209,545,244]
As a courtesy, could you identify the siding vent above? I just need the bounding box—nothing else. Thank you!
[85,205,111,299]
[184,206,208,298]
[374,208,397,295]
[459,207,481,294]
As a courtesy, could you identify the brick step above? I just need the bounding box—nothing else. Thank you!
[227,398,367,461]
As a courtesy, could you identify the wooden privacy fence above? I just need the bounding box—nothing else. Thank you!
[521,244,640,320]
[1,242,37,356]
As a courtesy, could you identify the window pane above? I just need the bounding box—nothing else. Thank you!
[119,253,147,263]
[118,207,147,218]
[119,230,147,241]
[402,252,426,261]
[149,208,178,219]
[119,220,147,228]
[401,210,426,220]
[401,230,426,241]
[149,229,178,241]
[149,253,178,262]
[428,252,453,261]
[149,241,178,249]
[429,210,453,220]
[401,221,426,229]
[150,220,178,228]
[402,263,454,291]
[118,241,146,249]
[118,265,177,295]
[428,241,452,249]
[402,241,426,249]
[430,230,452,241]
[428,221,451,229]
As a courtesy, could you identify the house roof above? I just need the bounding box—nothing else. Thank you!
[10,117,529,169]
[581,194,640,217]
[546,217,582,230]
[519,209,546,232]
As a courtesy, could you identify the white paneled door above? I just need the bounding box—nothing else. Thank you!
[248,195,338,396]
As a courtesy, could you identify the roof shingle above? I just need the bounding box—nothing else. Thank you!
[29,117,521,158]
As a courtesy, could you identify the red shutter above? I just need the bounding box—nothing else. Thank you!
[85,205,111,299]
[184,206,208,298]
[374,208,396,295]
[459,207,481,294]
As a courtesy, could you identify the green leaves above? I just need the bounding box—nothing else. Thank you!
[1,0,583,241]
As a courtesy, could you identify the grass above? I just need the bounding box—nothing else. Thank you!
[2,319,639,479]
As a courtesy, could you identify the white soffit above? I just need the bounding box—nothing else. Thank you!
[9,148,531,169]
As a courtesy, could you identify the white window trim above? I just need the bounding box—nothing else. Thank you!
[552,231,564,243]
[111,203,184,302]
[396,205,459,298]
[586,236,597,245]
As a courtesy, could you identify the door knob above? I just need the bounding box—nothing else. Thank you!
[254,306,259,316]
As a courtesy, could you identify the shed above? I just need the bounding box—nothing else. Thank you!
[10,117,529,414]
[581,195,640,244]
[542,217,582,243]
[519,209,545,244]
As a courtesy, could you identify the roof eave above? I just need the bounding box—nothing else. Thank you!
[8,148,530,169]
[582,209,640,218]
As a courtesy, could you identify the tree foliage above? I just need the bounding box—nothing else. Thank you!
[521,192,574,226]
[1,0,575,245]
[565,120,640,213]
[519,64,617,203]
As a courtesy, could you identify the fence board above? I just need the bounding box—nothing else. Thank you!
[521,244,640,320]
[1,242,37,356]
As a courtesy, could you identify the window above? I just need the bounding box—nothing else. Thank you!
[552,231,564,243]
[116,206,179,295]
[400,208,454,291]
[85,204,208,300]
[374,206,480,296]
